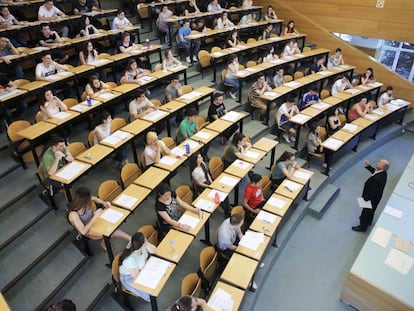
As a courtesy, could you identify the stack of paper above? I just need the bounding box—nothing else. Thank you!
[384,248,414,275]
[371,226,392,248]
[245,150,260,159]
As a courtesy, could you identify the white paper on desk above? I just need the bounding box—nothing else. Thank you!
[193,131,211,139]
[178,214,200,228]
[289,113,310,123]
[245,67,256,72]
[55,161,87,180]
[343,123,358,132]
[170,147,185,157]
[0,89,19,98]
[140,75,154,82]
[101,135,121,145]
[264,91,277,97]
[232,160,249,169]
[219,175,238,186]
[90,59,110,66]
[53,112,71,119]
[112,130,131,140]
[211,52,223,57]
[135,256,170,289]
[293,170,311,180]
[99,208,123,224]
[221,111,240,122]
[159,156,178,166]
[245,150,260,159]
[184,139,199,149]
[384,103,400,112]
[311,102,330,110]
[114,194,138,209]
[208,190,228,201]
[364,114,378,121]
[143,109,166,121]
[239,231,264,251]
[70,104,88,112]
[323,137,342,149]
[384,205,403,219]
[370,82,382,87]
[373,108,385,116]
[270,59,283,64]
[98,92,116,99]
[294,53,305,57]
[317,70,331,76]
[208,288,234,311]
[347,88,360,94]
[267,196,286,209]
[194,198,215,212]
[284,81,302,88]
[283,56,294,60]
[55,71,72,77]
[371,226,392,248]
[181,92,197,100]
[284,180,300,192]
[236,70,248,77]
[357,197,372,209]
[32,46,49,51]
[390,99,409,107]
[384,248,414,275]
[257,210,277,224]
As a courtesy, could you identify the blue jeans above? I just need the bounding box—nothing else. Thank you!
[224,77,239,94]
[178,40,200,58]
[120,274,150,302]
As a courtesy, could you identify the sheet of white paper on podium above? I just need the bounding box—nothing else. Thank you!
[357,197,372,209]
[384,248,414,275]
[371,226,392,248]
[99,208,124,224]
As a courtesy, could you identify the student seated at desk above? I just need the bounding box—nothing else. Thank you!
[264,5,278,21]
[331,75,353,96]
[276,96,299,143]
[155,183,200,237]
[328,108,343,134]
[85,75,110,99]
[271,151,299,187]
[217,214,244,258]
[239,13,253,25]
[0,74,27,122]
[215,11,234,29]
[309,56,327,74]
[282,20,299,36]
[38,23,69,64]
[262,46,279,63]
[224,54,241,100]
[117,31,138,54]
[242,0,253,9]
[377,86,394,108]
[40,89,68,120]
[283,39,301,57]
[327,48,345,68]
[307,123,324,154]
[360,67,375,86]
[248,73,274,121]
[112,10,132,30]
[129,89,157,120]
[223,132,252,168]
[299,86,320,110]
[176,108,199,144]
[225,29,241,48]
[0,36,24,79]
[169,295,207,311]
[118,232,156,302]
[164,75,182,103]
[208,92,238,144]
[262,23,274,40]
[120,59,148,84]
[207,0,222,12]
[42,136,73,186]
[163,49,182,71]
[144,131,172,167]
[183,0,200,16]
[68,186,131,251]
[36,53,69,82]
[243,171,265,225]
[38,0,69,37]
[79,41,99,65]
[273,68,284,87]
[348,97,373,121]
[156,5,173,40]
[94,111,129,167]
[177,20,200,63]
[77,16,100,37]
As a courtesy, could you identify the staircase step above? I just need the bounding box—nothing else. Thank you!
[0,191,52,250]
[0,145,20,179]
[0,165,37,207]
[307,184,340,219]
[3,234,87,311]
[0,211,71,291]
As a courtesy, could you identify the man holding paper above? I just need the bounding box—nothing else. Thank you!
[352,159,389,232]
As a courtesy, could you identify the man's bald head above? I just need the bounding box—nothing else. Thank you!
[376,159,389,171]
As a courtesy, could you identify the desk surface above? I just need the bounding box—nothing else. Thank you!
[121,119,153,135]
[192,188,221,214]
[18,121,56,140]
[75,144,114,165]
[209,173,241,193]
[89,206,130,237]
[220,252,258,290]
[154,154,187,172]
[178,209,209,237]
[191,128,219,144]
[134,166,170,190]
[236,231,270,261]
[275,179,304,200]
[112,184,152,211]
[249,210,282,237]
[262,193,293,217]
[49,160,91,185]
[207,281,245,311]
[156,229,194,263]
[225,160,254,179]
[252,137,278,153]
[288,167,314,185]
[206,118,233,133]
[242,148,266,165]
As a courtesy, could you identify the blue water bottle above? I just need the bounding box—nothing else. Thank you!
[86,96,92,106]
[185,143,190,155]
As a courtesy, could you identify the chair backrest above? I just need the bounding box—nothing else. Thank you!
[67,142,87,157]
[320,89,330,99]
[319,126,327,141]
[200,246,218,283]
[98,180,122,202]
[238,64,245,70]
[81,91,87,101]
[88,130,95,147]
[7,120,31,142]
[137,3,149,18]
[284,75,293,82]
[63,98,78,108]
[182,85,193,95]
[209,156,223,180]
[294,71,304,80]
[246,60,257,68]
[231,205,245,217]
[35,111,43,123]
[181,273,202,297]
[98,53,111,59]
[140,152,146,170]
[112,253,122,283]
[176,185,193,206]
[211,46,222,53]
[37,162,46,182]
[111,117,127,132]
[247,38,256,43]
[150,99,162,107]
[221,69,227,82]
[338,114,346,125]
[106,81,117,89]
[121,163,142,188]
[161,137,176,149]
[154,63,163,71]
[302,46,311,52]
[196,116,206,129]
[198,50,210,68]
[13,79,30,87]
[137,224,158,246]
[261,175,272,200]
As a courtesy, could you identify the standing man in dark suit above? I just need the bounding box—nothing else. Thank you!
[352,159,389,232]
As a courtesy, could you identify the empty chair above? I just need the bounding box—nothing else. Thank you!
[154,63,163,71]
[98,180,122,202]
[261,175,272,200]
[320,89,330,99]
[150,99,162,108]
[161,136,176,150]
[181,273,202,297]
[7,120,37,168]
[198,50,211,78]
[176,185,193,206]
[246,60,257,68]
[67,142,87,158]
[62,98,78,108]
[294,71,304,80]
[199,246,218,293]
[182,84,193,95]
[137,224,158,246]
[88,130,95,147]
[230,205,245,217]
[284,75,293,83]
[302,46,311,52]
[120,163,142,188]
[209,156,223,180]
[111,117,127,132]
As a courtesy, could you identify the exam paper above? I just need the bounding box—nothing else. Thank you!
[55,161,87,180]
[357,197,372,209]
[284,81,302,88]
[178,214,200,228]
[371,226,392,248]
[99,208,124,224]
[384,248,414,275]
[101,135,122,145]
[245,150,259,159]
[70,104,88,112]
[219,175,238,186]
[323,137,343,150]
[239,231,264,251]
[343,123,358,132]
[364,114,378,121]
[232,160,249,169]
[192,131,211,139]
[289,114,310,124]
[98,92,115,99]
[159,156,178,166]
[284,180,301,192]
[143,110,166,121]
[114,194,138,209]
[267,196,286,209]
[208,288,234,311]
[194,198,215,212]
[311,102,330,110]
[257,210,277,224]
[112,130,131,140]
[293,170,311,180]
[317,70,331,76]
[263,91,277,97]
[170,147,185,157]
[135,256,170,289]
[221,111,240,122]
[53,112,71,120]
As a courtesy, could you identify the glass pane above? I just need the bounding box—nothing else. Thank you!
[384,40,400,48]
[379,49,396,68]
[402,42,414,50]
[395,51,414,79]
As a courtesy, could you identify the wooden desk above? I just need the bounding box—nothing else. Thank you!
[112,83,140,95]
[159,100,186,114]
[18,80,49,92]
[122,119,153,135]
[134,167,170,190]
[75,144,114,165]
[0,293,11,311]
[156,229,194,263]
[220,253,258,290]
[289,168,314,185]
[44,110,80,125]
[220,111,249,132]
[242,148,266,165]
[225,160,254,178]
[191,129,219,144]
[275,179,304,200]
[112,184,152,211]
[209,173,241,194]
[69,103,97,114]
[0,89,27,103]
[262,193,293,217]
[289,113,313,149]
[206,118,233,133]
[98,130,134,149]
[93,90,123,103]
[207,281,245,311]
[252,137,278,169]
[68,64,95,75]
[250,210,282,247]
[154,154,186,172]
[141,109,169,124]
[192,188,222,214]
[236,231,270,261]
[176,139,204,157]
[177,210,210,237]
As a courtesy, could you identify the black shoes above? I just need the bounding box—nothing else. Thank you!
[352,226,366,232]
